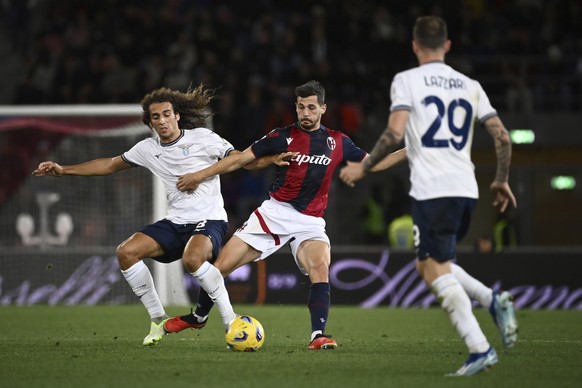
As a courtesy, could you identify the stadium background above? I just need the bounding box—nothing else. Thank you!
[0,0,580,308]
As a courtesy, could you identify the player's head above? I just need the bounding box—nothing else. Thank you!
[141,85,215,129]
[295,80,325,105]
[295,80,327,131]
[412,15,450,54]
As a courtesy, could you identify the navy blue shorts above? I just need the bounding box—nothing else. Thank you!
[411,197,476,263]
[140,219,228,264]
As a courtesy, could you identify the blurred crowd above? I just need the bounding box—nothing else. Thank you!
[1,0,581,248]
[2,0,581,149]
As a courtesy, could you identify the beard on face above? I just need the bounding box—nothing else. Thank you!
[299,118,317,130]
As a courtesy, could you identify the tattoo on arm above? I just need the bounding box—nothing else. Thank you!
[485,119,512,182]
[363,129,399,172]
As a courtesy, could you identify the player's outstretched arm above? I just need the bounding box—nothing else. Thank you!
[340,111,408,188]
[369,148,407,172]
[32,156,130,177]
[339,148,407,187]
[32,161,65,177]
[244,151,298,170]
[177,147,257,192]
[363,110,408,173]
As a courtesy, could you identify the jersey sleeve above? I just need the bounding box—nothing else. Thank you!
[390,72,412,112]
[341,134,367,162]
[121,139,148,167]
[205,130,235,159]
[251,128,287,157]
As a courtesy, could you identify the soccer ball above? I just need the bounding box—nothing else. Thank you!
[225,315,265,352]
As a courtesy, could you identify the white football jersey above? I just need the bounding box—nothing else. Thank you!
[122,128,234,224]
[390,61,497,200]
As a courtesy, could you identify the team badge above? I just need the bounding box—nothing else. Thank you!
[326,137,336,150]
[179,143,193,156]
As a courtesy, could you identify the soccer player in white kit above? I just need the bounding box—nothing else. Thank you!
[33,85,286,346]
[340,16,518,376]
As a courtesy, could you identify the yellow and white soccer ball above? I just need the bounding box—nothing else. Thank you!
[225,315,265,352]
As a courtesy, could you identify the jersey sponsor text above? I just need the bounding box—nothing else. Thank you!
[292,153,332,166]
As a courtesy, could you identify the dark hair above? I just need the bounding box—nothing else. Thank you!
[295,80,325,105]
[140,84,216,128]
[413,15,448,50]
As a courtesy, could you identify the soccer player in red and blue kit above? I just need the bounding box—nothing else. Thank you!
[164,80,367,349]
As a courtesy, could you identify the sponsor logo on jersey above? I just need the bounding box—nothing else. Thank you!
[291,153,332,166]
[286,137,293,145]
[179,143,194,156]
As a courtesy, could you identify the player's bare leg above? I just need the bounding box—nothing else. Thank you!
[118,232,168,346]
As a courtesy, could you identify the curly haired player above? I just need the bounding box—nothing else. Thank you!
[33,85,292,346]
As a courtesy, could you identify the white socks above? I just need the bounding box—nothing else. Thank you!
[432,274,490,354]
[122,261,165,321]
[451,263,493,308]
[311,330,323,342]
[191,261,236,329]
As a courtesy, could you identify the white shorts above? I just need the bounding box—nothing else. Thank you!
[234,198,330,275]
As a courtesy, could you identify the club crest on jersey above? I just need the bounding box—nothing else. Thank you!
[326,137,336,150]
[179,143,194,156]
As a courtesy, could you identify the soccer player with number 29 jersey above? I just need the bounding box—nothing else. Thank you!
[340,16,518,375]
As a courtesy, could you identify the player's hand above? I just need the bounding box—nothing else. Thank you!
[32,161,64,177]
[339,161,366,187]
[490,180,517,213]
[272,152,298,166]
[177,172,204,193]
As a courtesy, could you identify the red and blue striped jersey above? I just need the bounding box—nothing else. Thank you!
[251,123,367,217]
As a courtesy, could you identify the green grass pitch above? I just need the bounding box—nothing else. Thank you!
[0,305,581,387]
